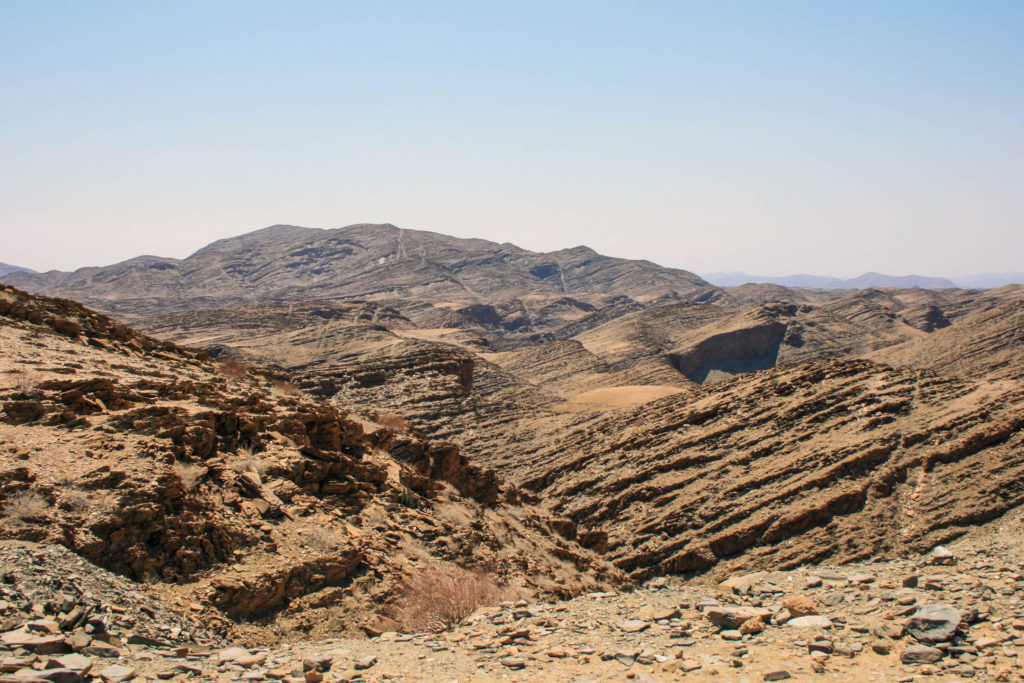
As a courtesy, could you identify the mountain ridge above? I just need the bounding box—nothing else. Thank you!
[0,223,712,317]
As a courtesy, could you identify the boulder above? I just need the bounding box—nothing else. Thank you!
[906,604,960,644]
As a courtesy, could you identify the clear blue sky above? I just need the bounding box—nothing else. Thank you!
[1,1,1022,277]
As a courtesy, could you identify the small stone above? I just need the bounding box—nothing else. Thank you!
[787,615,833,629]
[782,595,818,617]
[301,655,332,673]
[353,655,376,670]
[928,546,956,566]
[764,670,791,680]
[53,655,92,674]
[900,644,944,664]
[616,619,650,633]
[98,665,136,682]
[872,642,892,655]
[681,659,701,671]
[500,657,525,669]
[218,647,250,663]
[739,617,765,635]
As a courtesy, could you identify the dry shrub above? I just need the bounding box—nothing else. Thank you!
[271,379,301,395]
[15,369,40,397]
[303,525,342,553]
[393,564,506,633]
[3,491,51,524]
[173,462,205,491]
[216,359,248,378]
[434,502,474,528]
[372,413,411,434]
[61,489,91,513]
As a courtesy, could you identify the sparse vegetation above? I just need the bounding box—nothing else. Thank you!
[15,368,39,397]
[216,358,248,378]
[173,462,205,491]
[392,564,507,632]
[271,379,301,395]
[302,525,342,553]
[3,491,51,524]
[398,486,417,507]
[61,489,92,513]
[372,413,412,434]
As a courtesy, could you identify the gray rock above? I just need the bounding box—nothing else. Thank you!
[615,619,649,633]
[353,655,376,670]
[928,546,957,566]
[703,607,770,630]
[217,647,249,663]
[787,615,833,629]
[906,604,960,643]
[97,665,136,683]
[23,670,82,683]
[764,670,792,680]
[900,644,944,664]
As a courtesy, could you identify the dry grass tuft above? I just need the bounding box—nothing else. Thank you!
[372,413,412,434]
[15,368,40,397]
[271,379,301,395]
[303,525,343,553]
[392,564,507,633]
[216,358,248,378]
[3,491,51,524]
[173,462,205,491]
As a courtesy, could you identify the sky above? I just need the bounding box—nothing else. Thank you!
[1,1,1022,278]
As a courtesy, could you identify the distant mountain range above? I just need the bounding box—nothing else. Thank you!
[0,262,36,277]
[703,271,1024,290]
[0,223,711,316]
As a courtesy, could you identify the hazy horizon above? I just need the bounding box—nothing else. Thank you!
[2,2,1022,278]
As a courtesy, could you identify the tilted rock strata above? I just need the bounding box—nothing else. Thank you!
[519,359,1024,580]
[0,285,625,642]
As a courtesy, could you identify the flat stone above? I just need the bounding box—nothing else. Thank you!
[52,655,91,674]
[764,670,791,681]
[98,665,136,683]
[787,615,833,629]
[900,644,944,664]
[906,604,961,644]
[353,655,376,670]
[22,670,82,683]
[704,607,771,630]
[615,619,649,633]
[499,657,525,669]
[217,647,250,663]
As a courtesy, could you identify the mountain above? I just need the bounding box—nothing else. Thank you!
[703,271,958,290]
[0,223,712,317]
[0,262,36,277]
[952,272,1024,289]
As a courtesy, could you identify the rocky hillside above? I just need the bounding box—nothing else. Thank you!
[0,284,625,645]
[0,224,712,317]
[510,359,1024,582]
[869,295,1024,382]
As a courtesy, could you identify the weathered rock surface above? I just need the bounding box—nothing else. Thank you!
[517,359,1024,580]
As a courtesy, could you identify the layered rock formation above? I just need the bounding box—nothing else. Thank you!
[0,285,625,643]
[513,359,1024,581]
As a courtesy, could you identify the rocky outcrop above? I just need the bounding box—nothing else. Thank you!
[870,295,1024,381]
[0,285,626,641]
[517,359,1024,580]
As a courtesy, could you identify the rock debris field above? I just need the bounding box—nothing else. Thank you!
[5,524,1024,682]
